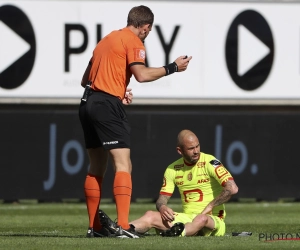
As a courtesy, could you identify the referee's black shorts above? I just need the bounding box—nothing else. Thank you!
[79,90,131,150]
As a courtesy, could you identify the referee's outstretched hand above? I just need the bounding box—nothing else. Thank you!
[174,55,192,72]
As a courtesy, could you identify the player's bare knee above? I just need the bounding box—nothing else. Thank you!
[143,210,162,226]
[143,210,157,220]
[193,214,208,226]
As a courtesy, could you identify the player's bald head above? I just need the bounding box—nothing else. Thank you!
[177,130,198,148]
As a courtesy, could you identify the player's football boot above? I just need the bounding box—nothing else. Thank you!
[99,210,119,234]
[160,222,185,237]
[86,227,115,238]
[115,224,142,238]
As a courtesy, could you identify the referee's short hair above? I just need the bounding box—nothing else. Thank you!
[127,5,154,28]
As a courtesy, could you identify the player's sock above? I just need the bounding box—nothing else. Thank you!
[84,174,103,230]
[113,171,132,229]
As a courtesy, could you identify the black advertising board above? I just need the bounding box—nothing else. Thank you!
[0,105,299,201]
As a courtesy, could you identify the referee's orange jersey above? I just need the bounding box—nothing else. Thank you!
[88,27,146,100]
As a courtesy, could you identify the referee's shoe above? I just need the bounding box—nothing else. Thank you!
[99,210,142,238]
[86,227,115,238]
[99,210,118,234]
[115,224,142,238]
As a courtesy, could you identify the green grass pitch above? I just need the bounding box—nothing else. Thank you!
[0,201,300,250]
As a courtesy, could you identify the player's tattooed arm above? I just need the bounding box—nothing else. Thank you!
[213,180,236,206]
[156,195,175,222]
[156,194,170,211]
[201,180,238,215]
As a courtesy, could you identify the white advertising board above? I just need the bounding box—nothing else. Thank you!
[0,1,300,103]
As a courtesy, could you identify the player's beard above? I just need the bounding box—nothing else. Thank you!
[185,153,200,165]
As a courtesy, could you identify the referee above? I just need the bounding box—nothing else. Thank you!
[79,5,192,238]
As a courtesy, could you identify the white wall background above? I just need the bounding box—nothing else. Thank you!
[0,1,299,103]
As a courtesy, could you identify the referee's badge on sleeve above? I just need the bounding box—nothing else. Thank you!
[134,49,145,60]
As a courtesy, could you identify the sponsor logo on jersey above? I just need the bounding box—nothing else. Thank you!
[210,159,223,168]
[174,164,184,170]
[197,161,206,167]
[183,189,203,202]
[215,166,229,179]
[187,172,193,181]
[197,173,208,177]
[175,176,183,179]
[197,178,210,184]
[176,181,184,185]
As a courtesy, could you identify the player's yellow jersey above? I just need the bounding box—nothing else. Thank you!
[160,152,233,219]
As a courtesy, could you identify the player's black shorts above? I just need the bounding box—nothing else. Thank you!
[79,90,130,150]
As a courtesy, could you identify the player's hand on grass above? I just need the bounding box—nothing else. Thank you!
[174,55,192,72]
[122,88,133,105]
